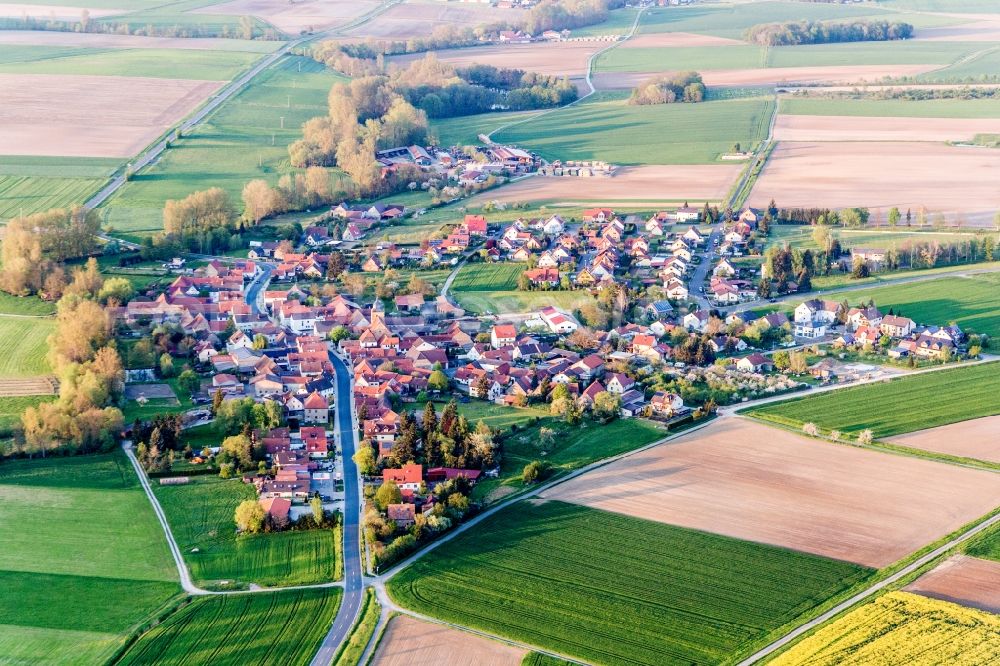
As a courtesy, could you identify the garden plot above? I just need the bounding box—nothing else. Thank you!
[773,114,1000,142]
[887,415,1000,464]
[905,555,1000,613]
[371,615,527,666]
[0,73,222,158]
[750,141,1000,226]
[542,419,1000,567]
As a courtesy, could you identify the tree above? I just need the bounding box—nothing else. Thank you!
[353,444,377,476]
[375,479,402,510]
[235,499,265,533]
[97,277,134,304]
[329,325,351,343]
[159,353,175,378]
[221,433,253,469]
[428,369,449,393]
[857,429,874,445]
[252,334,267,350]
[242,179,282,224]
[592,391,621,419]
[789,351,808,374]
[178,369,200,397]
[802,422,818,437]
[888,207,901,227]
[310,495,325,525]
[473,373,490,399]
[327,252,346,281]
[522,460,551,484]
[211,388,224,415]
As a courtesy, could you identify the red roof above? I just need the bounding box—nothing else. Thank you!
[259,497,291,521]
[303,391,328,410]
[493,324,517,340]
[300,426,328,453]
[383,463,423,485]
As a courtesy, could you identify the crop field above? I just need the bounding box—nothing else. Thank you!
[0,30,284,52]
[343,0,522,40]
[771,592,1000,666]
[779,97,1000,119]
[116,587,342,665]
[905,555,1000,613]
[494,93,773,166]
[887,415,1000,464]
[451,262,523,292]
[0,316,54,377]
[967,520,1000,565]
[0,155,119,218]
[545,418,1000,567]
[0,395,53,442]
[199,0,381,35]
[765,225,983,252]
[773,114,1000,142]
[766,41,979,69]
[0,289,57,316]
[0,453,179,664]
[750,362,1000,438]
[102,55,347,233]
[388,500,872,666]
[922,49,1000,82]
[371,614,527,666]
[595,43,766,73]
[391,41,603,80]
[154,475,339,588]
[333,589,380,666]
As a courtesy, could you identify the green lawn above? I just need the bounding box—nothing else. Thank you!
[415,399,548,432]
[116,588,342,665]
[451,262,523,292]
[0,155,120,220]
[749,362,1000,438]
[0,452,180,664]
[0,45,264,80]
[454,289,596,316]
[102,55,348,233]
[493,94,773,165]
[596,44,766,73]
[154,475,340,588]
[388,500,873,666]
[0,316,54,377]
[779,97,1000,119]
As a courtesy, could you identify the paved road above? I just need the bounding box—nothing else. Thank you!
[687,222,724,310]
[311,351,364,666]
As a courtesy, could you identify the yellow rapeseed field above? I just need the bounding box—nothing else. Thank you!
[772,592,1000,666]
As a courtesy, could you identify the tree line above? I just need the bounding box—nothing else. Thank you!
[629,72,705,106]
[0,207,100,297]
[746,19,913,46]
[0,13,281,40]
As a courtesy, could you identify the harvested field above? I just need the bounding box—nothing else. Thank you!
[197,0,380,34]
[389,42,602,79]
[542,419,1000,568]
[887,416,1000,464]
[905,555,1000,613]
[345,0,522,39]
[622,32,745,48]
[751,141,1000,225]
[0,30,281,51]
[593,65,939,90]
[371,615,527,666]
[772,114,1000,142]
[0,74,222,158]
[0,377,57,397]
[469,166,739,206]
[0,4,123,20]
[915,21,1000,41]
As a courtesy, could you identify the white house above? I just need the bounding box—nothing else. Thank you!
[682,226,703,245]
[542,215,565,235]
[540,306,579,334]
[712,258,736,278]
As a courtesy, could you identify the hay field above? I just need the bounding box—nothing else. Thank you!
[371,615,527,666]
[773,115,1000,142]
[887,416,1000,463]
[196,0,381,34]
[750,141,1000,225]
[771,592,1000,666]
[542,419,1000,567]
[905,555,1000,613]
[0,73,222,158]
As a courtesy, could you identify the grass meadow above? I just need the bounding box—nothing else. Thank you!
[116,588,343,665]
[432,110,538,146]
[154,475,340,588]
[0,290,57,316]
[493,93,773,165]
[0,155,120,219]
[779,97,1000,119]
[450,262,523,292]
[766,225,985,252]
[388,500,872,666]
[454,289,595,316]
[102,55,348,234]
[0,316,54,377]
[749,362,1000,438]
[0,453,180,663]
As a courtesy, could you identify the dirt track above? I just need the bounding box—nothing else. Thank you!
[371,615,526,666]
[887,415,1000,464]
[773,114,1000,143]
[905,555,1000,613]
[0,74,222,158]
[542,419,1000,568]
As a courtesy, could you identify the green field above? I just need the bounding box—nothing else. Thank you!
[103,55,347,233]
[922,48,1000,82]
[779,97,1000,119]
[451,262,523,292]
[494,94,773,165]
[0,395,54,441]
[431,110,538,147]
[454,289,596,316]
[750,362,1000,438]
[416,399,548,432]
[0,316,54,377]
[0,290,57,316]
[154,475,340,588]
[0,155,120,219]
[116,588,342,665]
[766,225,985,252]
[766,41,980,68]
[596,43,766,73]
[0,453,180,663]
[388,500,872,666]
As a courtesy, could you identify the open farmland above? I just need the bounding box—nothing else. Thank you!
[772,114,1000,142]
[0,453,179,664]
[0,29,282,51]
[887,416,1000,464]
[771,592,1000,666]
[0,155,118,218]
[196,0,380,34]
[371,615,527,666]
[905,555,1000,613]
[102,55,347,233]
[344,0,523,39]
[493,94,774,165]
[388,500,872,666]
[780,97,1000,120]
[595,43,766,73]
[390,41,603,81]
[594,65,941,89]
[545,418,1000,567]
[0,316,54,377]
[750,362,1000,438]
[116,588,342,665]
[451,262,522,292]
[154,475,340,588]
[0,73,222,158]
[750,141,1000,226]
[0,3,125,20]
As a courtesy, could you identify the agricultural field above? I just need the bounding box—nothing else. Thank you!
[116,587,342,666]
[887,415,1000,464]
[198,0,381,35]
[0,315,54,377]
[772,113,1000,143]
[544,419,1000,567]
[0,155,119,218]
[154,475,340,588]
[750,362,1000,438]
[779,97,1000,120]
[905,555,1000,613]
[388,500,872,666]
[766,41,979,69]
[450,262,523,293]
[391,41,603,81]
[771,592,1000,666]
[494,93,774,166]
[370,614,527,666]
[0,395,54,446]
[431,109,538,147]
[594,43,766,73]
[0,453,180,664]
[922,49,1000,82]
[343,0,522,40]
[102,55,348,233]
[765,225,985,252]
[0,30,283,52]
[0,288,57,316]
